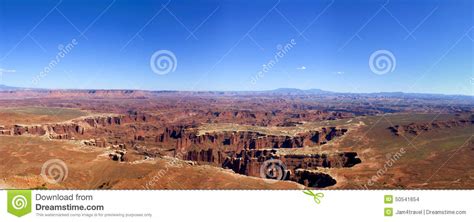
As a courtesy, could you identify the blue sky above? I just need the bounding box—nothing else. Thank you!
[0,0,472,95]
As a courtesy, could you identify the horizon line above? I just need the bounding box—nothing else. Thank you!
[0,84,472,97]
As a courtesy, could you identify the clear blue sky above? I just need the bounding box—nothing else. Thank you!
[0,0,472,95]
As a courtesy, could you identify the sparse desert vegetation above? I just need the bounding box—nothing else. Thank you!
[0,107,89,125]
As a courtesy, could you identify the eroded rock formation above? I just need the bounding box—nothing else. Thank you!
[1,111,358,188]
[388,116,473,136]
[185,149,361,188]
[177,127,347,151]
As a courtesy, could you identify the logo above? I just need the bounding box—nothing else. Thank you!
[7,190,32,217]
[384,207,393,216]
[384,195,393,204]
[369,49,396,75]
[41,159,68,184]
[150,50,177,75]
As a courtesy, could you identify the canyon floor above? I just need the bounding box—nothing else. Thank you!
[0,90,472,189]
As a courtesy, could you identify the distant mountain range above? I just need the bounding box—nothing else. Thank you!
[267,88,333,94]
[267,88,472,99]
[0,84,25,91]
[0,84,471,98]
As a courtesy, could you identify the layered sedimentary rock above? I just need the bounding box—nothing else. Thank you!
[2,112,159,138]
[1,111,358,188]
[82,112,158,127]
[177,127,347,151]
[8,123,84,138]
[0,126,11,135]
[12,125,46,135]
[388,116,473,136]
[185,148,361,188]
[109,148,127,162]
[201,109,353,126]
[4,111,348,152]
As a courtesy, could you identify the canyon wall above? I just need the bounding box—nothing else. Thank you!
[177,127,347,151]
[388,116,473,136]
[185,148,361,188]
[1,112,358,188]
